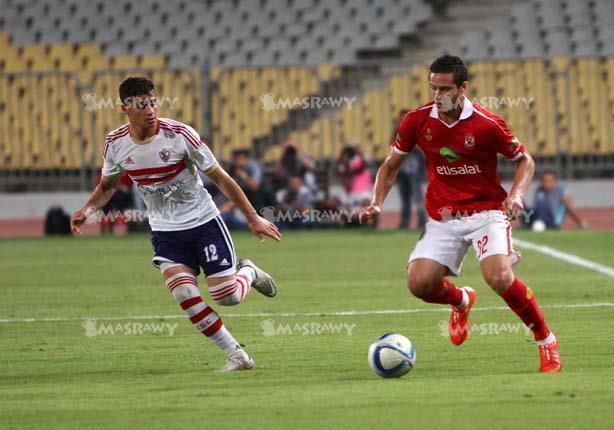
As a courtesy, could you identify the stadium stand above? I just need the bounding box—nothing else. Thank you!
[458,0,614,59]
[273,56,612,162]
[0,0,434,66]
[0,0,613,187]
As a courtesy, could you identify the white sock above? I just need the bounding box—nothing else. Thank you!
[166,273,240,355]
[209,326,243,355]
[238,265,256,284]
[536,333,556,346]
[456,288,469,310]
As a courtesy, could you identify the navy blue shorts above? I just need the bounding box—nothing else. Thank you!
[151,215,237,278]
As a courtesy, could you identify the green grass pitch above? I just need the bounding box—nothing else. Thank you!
[1,230,613,429]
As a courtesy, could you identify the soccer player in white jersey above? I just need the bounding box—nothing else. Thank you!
[71,77,281,371]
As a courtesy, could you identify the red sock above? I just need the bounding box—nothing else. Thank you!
[500,278,550,341]
[421,278,463,307]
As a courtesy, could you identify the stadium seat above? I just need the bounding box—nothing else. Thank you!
[0,0,612,171]
[0,0,437,66]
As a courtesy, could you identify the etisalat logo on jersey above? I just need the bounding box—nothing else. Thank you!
[437,147,482,176]
[440,147,462,163]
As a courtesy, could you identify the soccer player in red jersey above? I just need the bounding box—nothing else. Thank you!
[360,55,561,372]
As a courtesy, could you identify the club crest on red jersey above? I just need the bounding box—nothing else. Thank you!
[159,148,171,162]
[425,128,433,141]
[464,134,475,149]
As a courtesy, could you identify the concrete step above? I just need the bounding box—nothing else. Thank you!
[399,0,518,62]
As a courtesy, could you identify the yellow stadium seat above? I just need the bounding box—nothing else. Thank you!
[0,32,9,49]
[83,54,110,72]
[317,64,341,81]
[139,54,166,69]
[1,53,26,72]
[112,55,138,69]
[48,44,77,71]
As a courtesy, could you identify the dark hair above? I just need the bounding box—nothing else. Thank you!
[541,169,557,177]
[429,55,468,87]
[232,149,250,158]
[119,77,155,105]
[341,146,356,159]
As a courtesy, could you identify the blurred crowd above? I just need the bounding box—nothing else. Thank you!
[97,139,586,234]
[204,140,382,229]
[203,139,429,230]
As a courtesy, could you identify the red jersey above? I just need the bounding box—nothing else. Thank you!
[393,98,526,220]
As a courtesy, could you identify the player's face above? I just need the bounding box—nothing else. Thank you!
[429,73,466,113]
[122,91,158,129]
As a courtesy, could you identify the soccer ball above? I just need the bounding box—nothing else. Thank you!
[532,219,546,232]
[368,333,416,378]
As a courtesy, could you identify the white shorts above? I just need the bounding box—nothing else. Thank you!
[409,210,514,276]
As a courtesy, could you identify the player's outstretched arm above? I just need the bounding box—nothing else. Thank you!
[70,175,120,236]
[504,152,535,220]
[207,165,281,242]
[360,149,407,223]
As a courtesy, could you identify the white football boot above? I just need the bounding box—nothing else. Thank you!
[219,347,255,372]
[237,258,277,297]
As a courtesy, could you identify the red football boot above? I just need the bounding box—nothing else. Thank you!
[538,336,562,373]
[449,287,476,346]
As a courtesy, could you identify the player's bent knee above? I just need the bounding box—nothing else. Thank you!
[165,272,199,304]
[407,273,436,298]
[171,284,196,304]
[485,270,514,293]
[208,277,242,306]
[213,292,242,306]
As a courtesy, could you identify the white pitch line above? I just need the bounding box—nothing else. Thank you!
[0,302,612,324]
[514,238,614,277]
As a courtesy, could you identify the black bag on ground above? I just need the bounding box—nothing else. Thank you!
[44,206,71,235]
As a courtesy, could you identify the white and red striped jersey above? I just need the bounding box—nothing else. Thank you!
[102,118,219,231]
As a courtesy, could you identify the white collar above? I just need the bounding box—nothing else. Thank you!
[429,97,474,128]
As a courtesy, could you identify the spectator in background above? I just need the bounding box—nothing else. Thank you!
[397,148,427,229]
[528,170,587,230]
[337,144,373,211]
[276,175,316,214]
[275,175,316,229]
[273,140,318,195]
